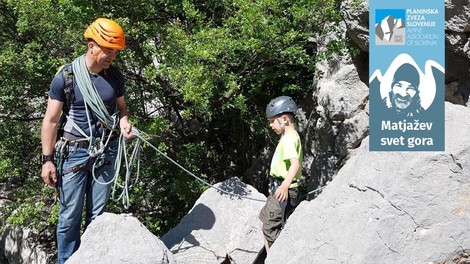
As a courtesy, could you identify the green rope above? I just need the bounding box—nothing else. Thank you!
[71,55,118,130]
[110,130,143,209]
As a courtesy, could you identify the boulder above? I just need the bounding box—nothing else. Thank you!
[161,177,266,264]
[66,213,175,264]
[266,102,470,263]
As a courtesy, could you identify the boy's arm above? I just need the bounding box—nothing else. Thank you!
[274,158,300,202]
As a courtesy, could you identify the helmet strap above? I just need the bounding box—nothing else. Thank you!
[276,118,286,135]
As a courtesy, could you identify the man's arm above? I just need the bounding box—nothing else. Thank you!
[274,158,300,202]
[116,96,134,139]
[41,98,63,187]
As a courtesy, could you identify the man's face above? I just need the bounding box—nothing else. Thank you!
[90,42,118,69]
[390,80,417,110]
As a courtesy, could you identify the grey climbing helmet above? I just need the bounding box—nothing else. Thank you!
[266,96,298,118]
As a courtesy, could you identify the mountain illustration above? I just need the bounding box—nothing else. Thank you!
[375,15,405,45]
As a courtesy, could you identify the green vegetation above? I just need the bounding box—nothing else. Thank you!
[0,0,346,249]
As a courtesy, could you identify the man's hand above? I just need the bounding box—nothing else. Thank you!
[121,123,135,140]
[116,96,135,140]
[41,162,57,187]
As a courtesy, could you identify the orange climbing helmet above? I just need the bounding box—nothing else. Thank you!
[84,18,125,50]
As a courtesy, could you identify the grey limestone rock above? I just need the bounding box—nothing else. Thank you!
[161,177,266,264]
[66,213,176,264]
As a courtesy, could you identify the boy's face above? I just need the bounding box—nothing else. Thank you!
[268,115,287,135]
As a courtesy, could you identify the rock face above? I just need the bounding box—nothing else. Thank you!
[0,227,50,264]
[444,0,470,87]
[341,0,369,51]
[66,213,175,264]
[265,102,470,264]
[303,51,369,197]
[161,177,266,264]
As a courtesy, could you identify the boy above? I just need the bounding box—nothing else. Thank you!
[259,95,302,252]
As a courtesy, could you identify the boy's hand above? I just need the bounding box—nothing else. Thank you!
[274,185,289,202]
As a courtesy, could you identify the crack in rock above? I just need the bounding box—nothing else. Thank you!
[375,231,403,256]
[450,153,463,173]
[349,183,425,231]
[348,184,385,198]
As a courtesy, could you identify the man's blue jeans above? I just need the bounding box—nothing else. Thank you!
[56,141,118,264]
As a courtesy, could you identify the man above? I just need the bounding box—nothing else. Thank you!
[40,18,134,263]
[384,63,424,117]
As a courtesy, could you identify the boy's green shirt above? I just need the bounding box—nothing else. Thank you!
[269,129,302,188]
